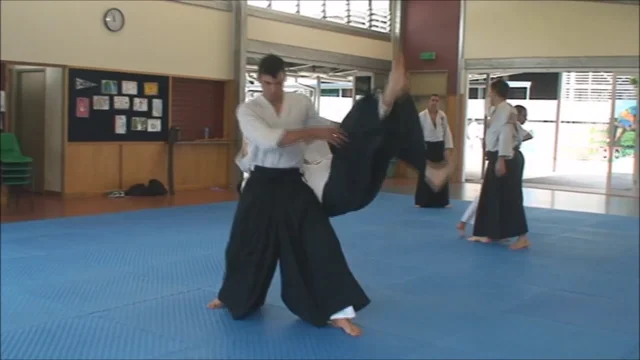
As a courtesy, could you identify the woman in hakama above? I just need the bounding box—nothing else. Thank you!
[470,80,530,250]
[414,94,454,208]
[209,54,412,336]
[457,105,532,238]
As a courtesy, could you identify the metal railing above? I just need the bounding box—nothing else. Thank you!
[247,0,391,33]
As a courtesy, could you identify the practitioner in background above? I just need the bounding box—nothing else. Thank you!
[414,94,454,208]
[457,104,532,238]
[208,54,411,337]
[469,80,530,250]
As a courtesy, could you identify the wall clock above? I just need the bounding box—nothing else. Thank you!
[104,8,125,32]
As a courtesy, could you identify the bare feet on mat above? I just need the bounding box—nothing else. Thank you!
[206,298,224,309]
[509,236,530,250]
[456,222,466,237]
[331,318,363,337]
[468,236,490,243]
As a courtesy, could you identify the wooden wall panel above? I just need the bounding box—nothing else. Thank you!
[120,143,167,188]
[171,77,225,141]
[64,143,120,194]
[63,142,230,195]
[173,144,229,190]
[1,61,6,91]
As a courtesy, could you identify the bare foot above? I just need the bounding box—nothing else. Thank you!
[509,236,530,250]
[456,222,466,237]
[331,318,363,337]
[445,204,452,208]
[468,236,490,243]
[207,298,224,309]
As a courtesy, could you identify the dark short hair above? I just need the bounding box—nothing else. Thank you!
[490,79,510,99]
[430,94,440,99]
[514,105,527,116]
[258,54,285,78]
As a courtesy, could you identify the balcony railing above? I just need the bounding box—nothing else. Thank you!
[248,0,391,33]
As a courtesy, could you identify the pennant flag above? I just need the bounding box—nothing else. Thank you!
[75,78,98,90]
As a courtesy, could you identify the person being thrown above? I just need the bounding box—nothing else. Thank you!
[236,60,426,217]
[207,53,420,337]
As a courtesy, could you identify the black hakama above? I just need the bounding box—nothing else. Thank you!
[472,150,528,239]
[322,94,426,217]
[217,166,370,327]
[414,140,450,208]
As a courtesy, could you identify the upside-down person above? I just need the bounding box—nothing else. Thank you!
[208,53,423,337]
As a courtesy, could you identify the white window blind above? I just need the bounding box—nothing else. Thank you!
[246,0,390,33]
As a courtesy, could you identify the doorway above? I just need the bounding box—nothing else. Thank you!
[9,65,65,194]
[462,71,639,197]
[13,68,46,193]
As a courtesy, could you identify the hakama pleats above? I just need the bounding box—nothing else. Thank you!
[472,150,528,239]
[414,140,450,208]
[217,166,370,327]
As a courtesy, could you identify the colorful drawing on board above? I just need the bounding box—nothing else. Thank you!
[75,78,98,90]
[93,96,110,110]
[147,118,161,132]
[613,100,637,146]
[113,96,130,110]
[101,80,118,95]
[122,81,138,95]
[133,98,148,112]
[131,117,147,131]
[151,99,163,117]
[143,82,159,96]
[76,97,90,118]
[115,115,127,134]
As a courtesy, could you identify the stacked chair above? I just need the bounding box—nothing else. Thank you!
[1,132,34,210]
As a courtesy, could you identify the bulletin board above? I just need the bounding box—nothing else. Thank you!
[67,68,170,142]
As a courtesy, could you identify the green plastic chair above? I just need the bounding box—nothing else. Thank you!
[1,133,33,163]
[1,132,34,210]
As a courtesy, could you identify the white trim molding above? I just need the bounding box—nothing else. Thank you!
[465,56,640,73]
[247,40,392,73]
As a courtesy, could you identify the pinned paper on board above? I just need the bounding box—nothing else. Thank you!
[133,98,148,112]
[147,118,161,132]
[143,82,158,96]
[93,96,110,110]
[151,99,163,117]
[131,117,147,131]
[113,96,130,110]
[76,97,90,118]
[122,81,138,95]
[101,80,118,95]
[115,115,127,134]
[75,78,98,90]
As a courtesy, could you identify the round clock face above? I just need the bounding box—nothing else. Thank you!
[104,8,124,32]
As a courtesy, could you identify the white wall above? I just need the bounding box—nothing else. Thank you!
[44,68,64,192]
[464,1,640,59]
[1,1,233,79]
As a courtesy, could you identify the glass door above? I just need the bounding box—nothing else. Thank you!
[554,72,614,194]
[609,73,638,197]
[463,73,493,182]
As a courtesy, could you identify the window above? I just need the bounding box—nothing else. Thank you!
[246,0,391,33]
[270,0,299,14]
[321,89,340,97]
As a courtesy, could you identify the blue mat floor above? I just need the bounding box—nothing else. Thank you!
[1,192,638,359]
